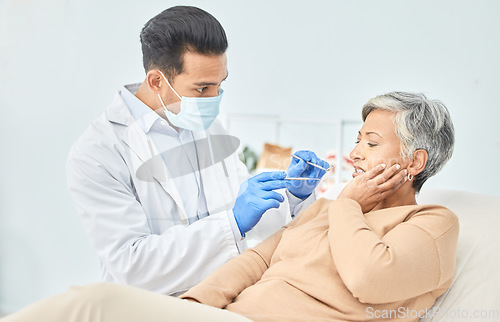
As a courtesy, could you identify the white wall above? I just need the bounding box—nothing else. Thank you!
[1,0,499,313]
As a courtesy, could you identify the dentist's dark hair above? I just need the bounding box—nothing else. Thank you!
[140,6,228,80]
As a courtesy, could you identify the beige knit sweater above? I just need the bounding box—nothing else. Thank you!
[181,198,459,321]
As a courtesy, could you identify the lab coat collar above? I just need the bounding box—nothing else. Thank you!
[106,84,161,132]
[105,92,133,127]
[120,84,160,134]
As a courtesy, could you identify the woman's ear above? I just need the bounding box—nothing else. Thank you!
[408,149,428,177]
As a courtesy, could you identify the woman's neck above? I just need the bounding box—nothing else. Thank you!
[371,182,417,211]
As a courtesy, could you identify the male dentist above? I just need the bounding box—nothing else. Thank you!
[66,6,328,296]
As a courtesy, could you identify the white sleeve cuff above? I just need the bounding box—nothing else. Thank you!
[286,189,317,218]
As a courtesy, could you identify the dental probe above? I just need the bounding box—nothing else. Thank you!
[284,177,321,181]
[291,154,334,172]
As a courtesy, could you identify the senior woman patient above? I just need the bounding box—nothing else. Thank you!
[1,91,458,322]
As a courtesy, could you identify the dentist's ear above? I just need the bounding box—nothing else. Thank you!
[146,70,163,93]
[407,149,428,179]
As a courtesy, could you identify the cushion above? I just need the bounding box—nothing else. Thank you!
[417,189,500,321]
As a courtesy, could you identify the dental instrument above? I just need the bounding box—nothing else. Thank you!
[284,177,321,181]
[291,154,334,172]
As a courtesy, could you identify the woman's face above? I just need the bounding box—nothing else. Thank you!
[350,109,410,178]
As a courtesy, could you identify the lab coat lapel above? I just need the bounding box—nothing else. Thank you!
[107,94,189,224]
[192,129,235,215]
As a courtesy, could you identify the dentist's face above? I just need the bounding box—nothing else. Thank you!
[158,51,228,114]
[350,109,410,178]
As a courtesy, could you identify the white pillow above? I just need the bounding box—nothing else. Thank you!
[417,189,500,321]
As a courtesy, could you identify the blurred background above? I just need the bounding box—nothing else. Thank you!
[1,0,499,314]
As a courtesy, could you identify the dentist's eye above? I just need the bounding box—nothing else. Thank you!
[196,87,208,93]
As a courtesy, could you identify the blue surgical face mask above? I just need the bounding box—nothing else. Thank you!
[157,70,223,131]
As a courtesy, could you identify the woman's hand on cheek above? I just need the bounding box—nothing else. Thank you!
[338,163,408,213]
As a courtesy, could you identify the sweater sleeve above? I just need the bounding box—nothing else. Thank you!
[329,198,459,304]
[180,222,290,308]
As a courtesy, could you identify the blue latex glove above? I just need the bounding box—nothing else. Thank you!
[233,171,291,235]
[287,150,330,199]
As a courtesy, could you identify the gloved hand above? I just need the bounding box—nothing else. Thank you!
[233,171,291,235]
[286,150,330,199]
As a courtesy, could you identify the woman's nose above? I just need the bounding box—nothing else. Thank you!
[350,144,364,161]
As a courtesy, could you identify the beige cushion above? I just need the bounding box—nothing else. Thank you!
[417,189,500,321]
[322,186,500,321]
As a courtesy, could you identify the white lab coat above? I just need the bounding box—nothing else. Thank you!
[66,92,314,295]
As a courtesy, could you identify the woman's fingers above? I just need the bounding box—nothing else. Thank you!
[360,163,408,194]
[372,164,402,185]
[363,163,387,180]
[378,168,408,193]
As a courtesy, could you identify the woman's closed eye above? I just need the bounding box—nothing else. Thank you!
[355,140,378,147]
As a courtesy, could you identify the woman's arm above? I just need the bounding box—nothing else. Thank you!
[180,216,297,308]
[328,198,459,304]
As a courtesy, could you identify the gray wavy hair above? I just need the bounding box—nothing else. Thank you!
[362,92,455,193]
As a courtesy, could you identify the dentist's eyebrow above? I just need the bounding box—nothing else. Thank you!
[193,73,229,86]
